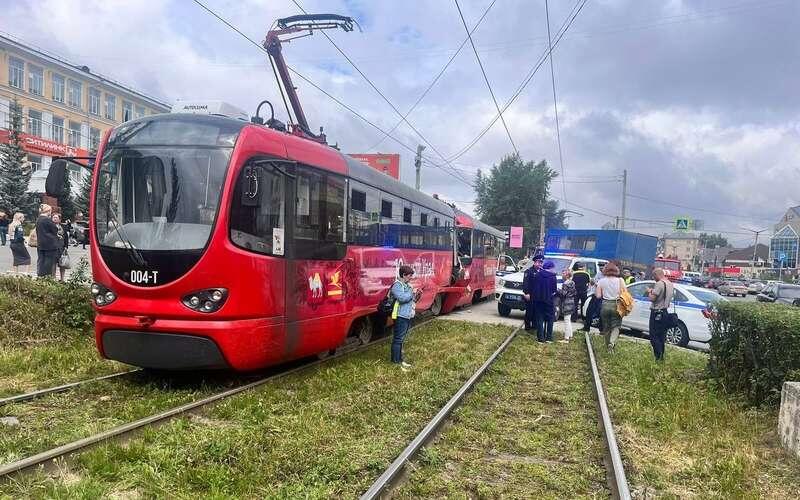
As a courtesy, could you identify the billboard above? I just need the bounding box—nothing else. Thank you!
[509,226,524,248]
[348,153,400,179]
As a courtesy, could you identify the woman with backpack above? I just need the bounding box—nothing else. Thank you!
[7,212,31,274]
[558,269,577,343]
[389,265,419,371]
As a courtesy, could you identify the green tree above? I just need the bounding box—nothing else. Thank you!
[56,167,75,220]
[475,154,566,257]
[74,171,92,218]
[699,233,729,249]
[0,99,36,216]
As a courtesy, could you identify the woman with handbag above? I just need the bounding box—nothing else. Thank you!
[52,213,71,281]
[594,262,624,352]
[646,268,674,361]
[7,212,31,274]
[558,269,577,343]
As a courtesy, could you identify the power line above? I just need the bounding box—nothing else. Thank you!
[453,0,517,155]
[447,0,588,162]
[544,0,568,208]
[190,0,475,188]
[367,0,498,151]
[626,192,780,222]
[289,0,475,186]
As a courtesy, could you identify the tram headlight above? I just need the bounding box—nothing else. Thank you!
[182,288,228,313]
[91,283,116,307]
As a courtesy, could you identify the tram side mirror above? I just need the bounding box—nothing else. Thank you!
[240,165,261,207]
[45,159,68,197]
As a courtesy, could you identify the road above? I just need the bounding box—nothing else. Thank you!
[0,243,91,280]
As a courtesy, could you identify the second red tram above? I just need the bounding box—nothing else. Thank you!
[80,112,504,371]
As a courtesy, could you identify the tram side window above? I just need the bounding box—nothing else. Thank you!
[420,213,428,226]
[403,207,412,223]
[457,228,472,258]
[348,181,380,246]
[472,231,485,258]
[296,168,345,242]
[351,189,366,212]
[229,164,285,255]
[381,199,393,219]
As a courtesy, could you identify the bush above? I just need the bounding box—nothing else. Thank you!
[708,301,800,406]
[0,275,94,343]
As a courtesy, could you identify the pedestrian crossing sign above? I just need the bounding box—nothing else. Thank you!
[675,218,690,231]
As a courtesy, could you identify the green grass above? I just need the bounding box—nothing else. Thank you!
[0,320,512,498]
[395,331,609,499]
[594,336,800,498]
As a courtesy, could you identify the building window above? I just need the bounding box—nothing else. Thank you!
[90,127,100,151]
[8,57,24,89]
[52,116,64,143]
[68,121,81,148]
[52,74,65,103]
[381,199,392,219]
[770,226,799,269]
[135,105,145,119]
[403,207,412,223]
[27,109,42,137]
[28,154,42,172]
[89,88,101,115]
[122,101,133,122]
[67,80,82,108]
[105,94,116,120]
[28,65,43,95]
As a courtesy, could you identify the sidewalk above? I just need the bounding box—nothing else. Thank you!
[0,244,91,280]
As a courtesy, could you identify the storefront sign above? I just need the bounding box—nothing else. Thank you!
[509,226,524,248]
[0,130,88,158]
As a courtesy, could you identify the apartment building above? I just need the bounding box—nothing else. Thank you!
[0,33,170,194]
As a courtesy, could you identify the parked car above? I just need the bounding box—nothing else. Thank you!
[583,281,726,350]
[707,278,725,289]
[747,281,766,294]
[717,280,749,297]
[756,283,800,306]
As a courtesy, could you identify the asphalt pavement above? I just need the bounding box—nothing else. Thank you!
[0,243,91,280]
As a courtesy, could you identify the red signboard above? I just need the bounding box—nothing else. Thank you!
[0,129,89,158]
[707,266,741,275]
[348,153,400,179]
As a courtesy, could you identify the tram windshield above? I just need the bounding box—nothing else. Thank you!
[95,146,230,251]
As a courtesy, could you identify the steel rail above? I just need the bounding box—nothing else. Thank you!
[0,318,441,480]
[0,369,142,407]
[585,333,631,500]
[360,326,520,500]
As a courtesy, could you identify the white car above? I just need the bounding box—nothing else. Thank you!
[495,255,608,317]
[584,280,726,351]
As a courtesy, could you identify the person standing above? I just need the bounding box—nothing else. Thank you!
[595,262,623,352]
[572,263,591,321]
[532,260,558,343]
[522,254,544,332]
[559,269,577,343]
[622,268,635,285]
[52,213,70,281]
[35,204,61,277]
[7,212,31,274]
[0,212,8,246]
[646,268,674,361]
[390,265,418,371]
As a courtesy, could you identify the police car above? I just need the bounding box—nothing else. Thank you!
[584,280,726,351]
[495,255,608,317]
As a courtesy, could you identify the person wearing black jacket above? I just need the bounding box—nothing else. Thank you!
[532,260,558,342]
[571,263,591,321]
[522,254,544,331]
[0,211,8,246]
[35,204,61,277]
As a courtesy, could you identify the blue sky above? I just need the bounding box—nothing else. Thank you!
[4,0,799,245]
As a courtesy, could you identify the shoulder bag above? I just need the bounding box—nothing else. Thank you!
[27,228,37,247]
[617,278,635,317]
[59,250,71,269]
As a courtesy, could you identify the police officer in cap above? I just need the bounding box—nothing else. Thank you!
[522,253,544,331]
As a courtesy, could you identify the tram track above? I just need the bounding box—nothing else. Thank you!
[0,369,142,408]
[0,317,435,481]
[360,328,632,500]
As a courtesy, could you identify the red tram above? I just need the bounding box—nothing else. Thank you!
[44,14,505,371]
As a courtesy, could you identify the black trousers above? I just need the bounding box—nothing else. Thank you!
[649,309,668,360]
[583,295,602,331]
[525,300,536,330]
[37,249,59,277]
[573,291,588,321]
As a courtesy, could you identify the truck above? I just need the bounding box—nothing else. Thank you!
[543,229,659,276]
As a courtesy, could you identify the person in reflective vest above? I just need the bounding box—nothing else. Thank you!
[622,268,636,285]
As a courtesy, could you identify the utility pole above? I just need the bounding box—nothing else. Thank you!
[414,145,425,190]
[740,227,768,279]
[620,169,627,230]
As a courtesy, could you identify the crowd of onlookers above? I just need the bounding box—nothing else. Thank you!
[0,205,88,280]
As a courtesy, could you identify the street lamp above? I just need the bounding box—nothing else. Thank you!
[740,226,768,279]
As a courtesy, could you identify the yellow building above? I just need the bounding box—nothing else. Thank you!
[0,32,169,194]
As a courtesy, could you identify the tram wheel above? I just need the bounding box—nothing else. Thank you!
[351,317,373,345]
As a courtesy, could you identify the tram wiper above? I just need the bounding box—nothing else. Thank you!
[107,207,147,267]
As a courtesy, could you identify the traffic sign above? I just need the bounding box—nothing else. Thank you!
[779,252,787,262]
[675,217,691,231]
